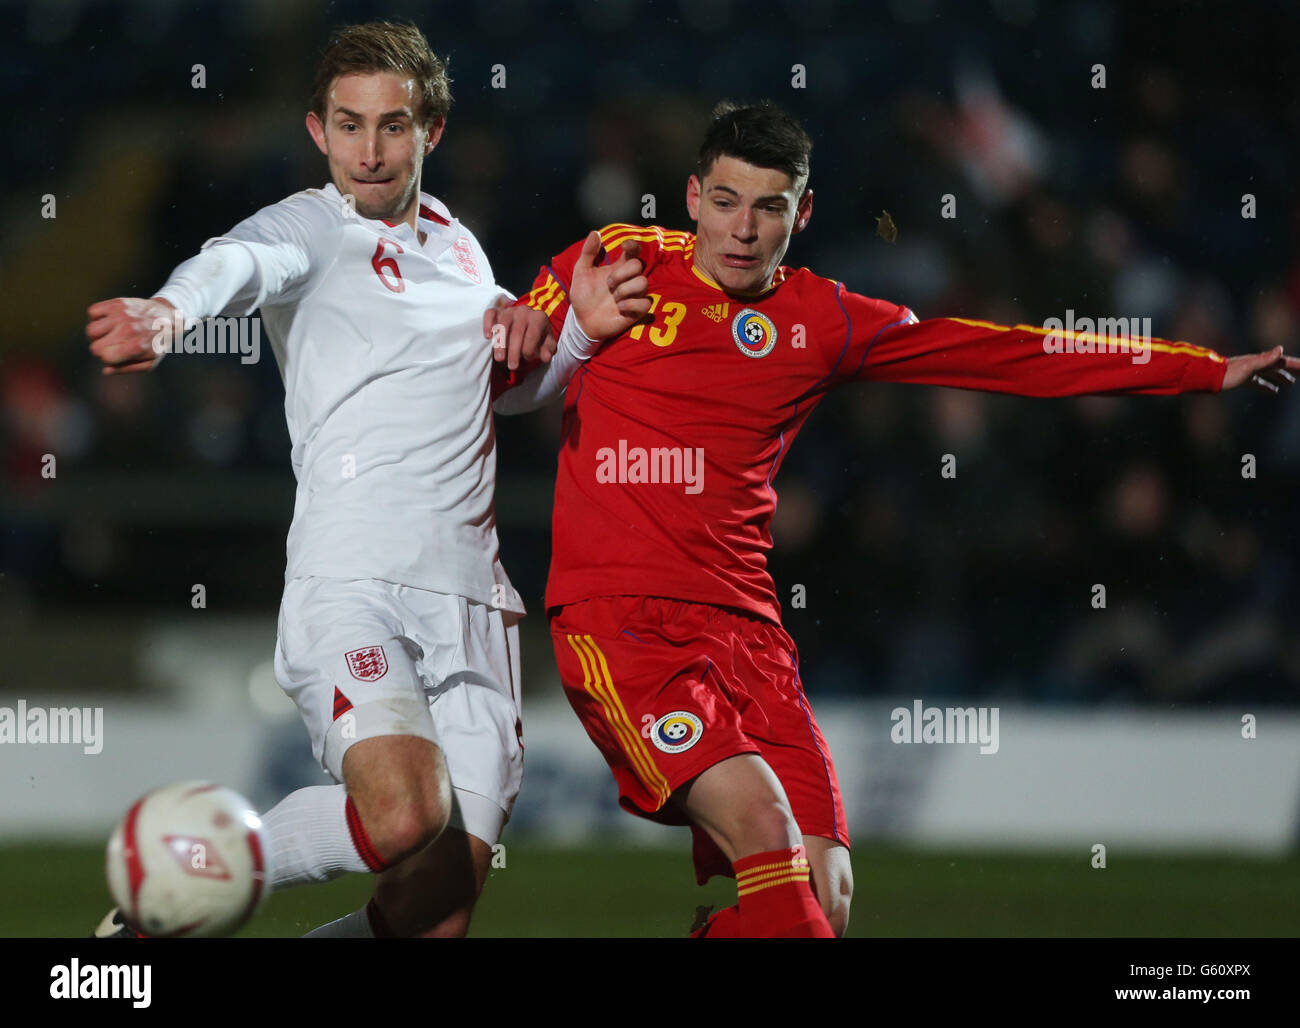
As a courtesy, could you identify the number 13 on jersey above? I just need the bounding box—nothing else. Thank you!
[628,292,687,347]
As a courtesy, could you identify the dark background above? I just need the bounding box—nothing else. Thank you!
[4,0,1300,707]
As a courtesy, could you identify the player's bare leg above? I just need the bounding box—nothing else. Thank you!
[341,735,452,865]
[257,732,450,899]
[675,753,801,857]
[803,834,853,937]
[675,753,835,937]
[370,827,493,937]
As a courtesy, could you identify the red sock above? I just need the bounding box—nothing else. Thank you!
[733,845,834,938]
[691,904,741,938]
[345,795,393,872]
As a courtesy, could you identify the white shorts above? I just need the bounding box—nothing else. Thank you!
[274,576,524,846]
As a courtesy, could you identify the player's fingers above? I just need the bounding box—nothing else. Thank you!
[575,229,603,271]
[86,298,126,319]
[530,322,558,363]
[485,310,508,361]
[102,353,157,375]
[490,321,508,361]
[90,326,134,362]
[605,259,645,290]
[1257,364,1296,386]
[612,274,649,303]
[507,313,529,371]
[99,330,158,365]
[619,298,654,319]
[618,239,641,262]
[518,316,544,361]
[85,314,120,342]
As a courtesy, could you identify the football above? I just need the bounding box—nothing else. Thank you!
[105,781,268,938]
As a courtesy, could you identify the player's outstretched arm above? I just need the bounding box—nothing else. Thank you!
[89,196,328,376]
[849,299,1291,398]
[86,296,180,375]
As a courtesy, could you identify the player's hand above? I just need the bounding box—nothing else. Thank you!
[87,297,178,375]
[1221,347,1300,393]
[568,230,651,340]
[483,297,557,371]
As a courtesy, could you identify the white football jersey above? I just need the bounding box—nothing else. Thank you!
[157,183,524,613]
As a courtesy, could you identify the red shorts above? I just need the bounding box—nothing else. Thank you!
[549,595,849,883]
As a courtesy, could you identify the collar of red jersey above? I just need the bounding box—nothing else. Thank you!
[688,256,785,298]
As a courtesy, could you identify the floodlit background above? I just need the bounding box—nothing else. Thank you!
[2,0,1299,936]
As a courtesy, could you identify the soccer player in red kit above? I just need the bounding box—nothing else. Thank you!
[498,102,1299,938]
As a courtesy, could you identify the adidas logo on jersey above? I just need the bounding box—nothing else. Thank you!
[701,302,730,323]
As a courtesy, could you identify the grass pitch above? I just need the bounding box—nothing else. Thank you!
[2,843,1295,937]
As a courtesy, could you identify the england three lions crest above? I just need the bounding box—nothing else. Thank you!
[346,645,388,682]
[453,237,481,283]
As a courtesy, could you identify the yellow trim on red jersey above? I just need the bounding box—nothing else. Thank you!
[543,288,567,318]
[525,275,561,314]
[566,634,671,808]
[945,317,1226,363]
[599,224,694,258]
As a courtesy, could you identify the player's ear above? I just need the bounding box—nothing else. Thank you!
[305,111,329,156]
[793,187,813,234]
[686,174,702,221]
[424,116,446,154]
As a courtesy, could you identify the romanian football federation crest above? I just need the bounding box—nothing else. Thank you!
[346,645,389,682]
[650,711,704,754]
[453,237,481,283]
[731,308,777,358]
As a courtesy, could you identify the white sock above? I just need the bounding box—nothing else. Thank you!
[303,905,377,938]
[261,784,378,890]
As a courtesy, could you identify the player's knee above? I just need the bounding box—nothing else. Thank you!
[347,744,453,864]
[726,796,801,858]
[371,790,450,864]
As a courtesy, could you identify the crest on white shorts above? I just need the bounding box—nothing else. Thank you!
[346,645,389,682]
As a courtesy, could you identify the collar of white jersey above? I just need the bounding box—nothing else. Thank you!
[320,183,457,239]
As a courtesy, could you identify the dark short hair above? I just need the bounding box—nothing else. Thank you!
[311,21,451,130]
[697,101,812,189]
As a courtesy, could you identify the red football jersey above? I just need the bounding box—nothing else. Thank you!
[520,224,1227,624]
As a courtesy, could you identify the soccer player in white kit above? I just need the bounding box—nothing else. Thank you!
[85,21,649,937]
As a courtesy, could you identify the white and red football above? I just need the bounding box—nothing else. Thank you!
[106,781,268,938]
